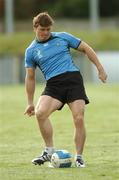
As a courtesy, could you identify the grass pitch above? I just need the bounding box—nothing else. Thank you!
[0,84,119,180]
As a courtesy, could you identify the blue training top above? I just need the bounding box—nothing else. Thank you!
[25,32,81,80]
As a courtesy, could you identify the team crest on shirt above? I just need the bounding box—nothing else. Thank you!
[56,43,60,46]
[37,50,43,59]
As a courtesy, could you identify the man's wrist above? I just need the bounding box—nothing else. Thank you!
[27,102,34,106]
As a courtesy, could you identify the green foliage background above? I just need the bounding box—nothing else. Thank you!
[13,0,119,19]
[0,0,119,19]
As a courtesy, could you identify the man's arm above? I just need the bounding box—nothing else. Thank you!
[24,68,35,116]
[77,41,107,83]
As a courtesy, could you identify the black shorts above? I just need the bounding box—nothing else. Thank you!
[41,71,89,110]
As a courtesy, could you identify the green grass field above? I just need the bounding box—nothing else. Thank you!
[0,84,119,180]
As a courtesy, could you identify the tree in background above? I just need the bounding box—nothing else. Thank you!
[51,0,89,18]
[100,0,119,17]
[0,0,4,19]
[0,0,119,20]
[14,0,119,19]
[14,0,57,19]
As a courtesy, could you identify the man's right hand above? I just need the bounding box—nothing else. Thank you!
[24,105,35,117]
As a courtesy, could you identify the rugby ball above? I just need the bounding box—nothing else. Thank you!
[51,150,72,168]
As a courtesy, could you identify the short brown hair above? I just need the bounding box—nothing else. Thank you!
[33,12,54,28]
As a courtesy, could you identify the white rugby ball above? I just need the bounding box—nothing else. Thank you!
[51,150,72,168]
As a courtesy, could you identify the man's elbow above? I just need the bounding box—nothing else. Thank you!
[25,74,35,81]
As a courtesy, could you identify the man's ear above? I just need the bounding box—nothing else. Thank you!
[33,25,38,32]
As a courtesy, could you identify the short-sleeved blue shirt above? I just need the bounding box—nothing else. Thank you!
[25,32,81,80]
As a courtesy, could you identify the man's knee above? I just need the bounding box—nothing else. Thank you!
[73,113,84,127]
[35,108,48,120]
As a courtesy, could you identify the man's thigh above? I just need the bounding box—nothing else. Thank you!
[68,100,85,117]
[35,95,63,116]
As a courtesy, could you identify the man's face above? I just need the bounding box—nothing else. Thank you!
[34,25,52,41]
